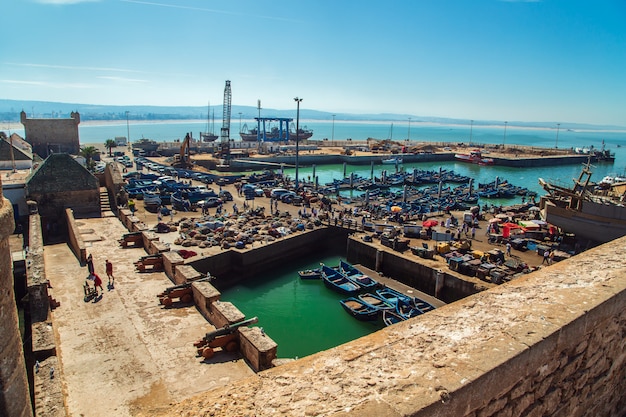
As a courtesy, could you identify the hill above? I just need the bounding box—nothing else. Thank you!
[0,99,622,131]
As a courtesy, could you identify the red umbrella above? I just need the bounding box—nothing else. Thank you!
[422,219,439,228]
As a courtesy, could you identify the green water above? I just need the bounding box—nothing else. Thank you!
[221,254,384,359]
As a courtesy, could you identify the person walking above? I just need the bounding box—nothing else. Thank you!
[105,259,114,287]
[93,273,104,296]
[87,254,94,275]
[471,225,476,240]
[542,250,550,265]
[506,242,512,257]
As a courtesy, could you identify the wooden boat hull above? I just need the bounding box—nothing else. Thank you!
[298,268,321,279]
[340,297,380,321]
[382,309,406,326]
[338,260,379,291]
[321,265,361,295]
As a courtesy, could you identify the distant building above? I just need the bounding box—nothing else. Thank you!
[20,111,81,158]
[26,153,99,241]
[115,136,128,147]
[0,133,33,171]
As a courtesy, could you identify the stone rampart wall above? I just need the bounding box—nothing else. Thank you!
[65,209,86,264]
[161,236,626,417]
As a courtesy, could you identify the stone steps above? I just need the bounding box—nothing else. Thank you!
[100,187,115,217]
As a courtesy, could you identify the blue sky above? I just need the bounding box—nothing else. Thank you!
[2,0,625,126]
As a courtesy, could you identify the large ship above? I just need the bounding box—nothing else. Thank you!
[131,138,160,153]
[240,125,313,142]
[454,149,494,165]
[539,163,626,244]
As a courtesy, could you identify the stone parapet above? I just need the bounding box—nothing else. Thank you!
[161,251,183,281]
[65,208,86,264]
[192,281,221,322]
[239,326,277,373]
[163,236,626,417]
[174,264,202,285]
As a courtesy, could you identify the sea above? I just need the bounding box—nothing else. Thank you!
[11,119,625,358]
[53,118,626,197]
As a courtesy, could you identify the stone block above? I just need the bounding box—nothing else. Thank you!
[162,250,183,281]
[239,326,277,372]
[174,264,202,285]
[192,281,221,322]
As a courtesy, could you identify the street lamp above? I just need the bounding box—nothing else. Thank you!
[294,97,303,190]
[469,119,474,143]
[331,114,336,142]
[555,123,560,148]
[503,121,507,149]
[408,117,412,141]
[125,111,130,151]
[238,112,242,133]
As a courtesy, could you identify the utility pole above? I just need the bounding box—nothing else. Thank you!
[294,97,303,190]
[555,123,560,148]
[503,121,507,149]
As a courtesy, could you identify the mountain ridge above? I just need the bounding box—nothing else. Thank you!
[1,99,623,131]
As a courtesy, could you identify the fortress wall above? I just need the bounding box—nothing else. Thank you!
[161,236,626,417]
[21,113,80,157]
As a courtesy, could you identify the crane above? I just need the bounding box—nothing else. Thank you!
[218,80,232,160]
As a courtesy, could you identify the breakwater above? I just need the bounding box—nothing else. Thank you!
[204,152,602,171]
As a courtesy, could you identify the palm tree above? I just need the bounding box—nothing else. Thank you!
[104,139,117,157]
[79,146,98,171]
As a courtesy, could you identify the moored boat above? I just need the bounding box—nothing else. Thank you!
[358,292,395,311]
[298,268,321,279]
[382,309,406,326]
[320,264,361,295]
[375,287,413,306]
[382,157,403,165]
[338,260,379,291]
[412,297,436,313]
[339,297,380,321]
[455,150,494,165]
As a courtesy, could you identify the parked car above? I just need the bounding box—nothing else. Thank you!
[197,197,223,208]
[280,192,298,203]
[271,188,291,199]
[218,190,233,201]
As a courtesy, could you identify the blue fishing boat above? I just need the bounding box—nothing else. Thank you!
[339,297,380,321]
[358,292,395,311]
[382,309,407,326]
[338,260,379,291]
[320,264,361,295]
[375,287,413,306]
[396,300,424,319]
[412,297,436,313]
[298,268,321,279]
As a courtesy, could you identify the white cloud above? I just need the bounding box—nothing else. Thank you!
[97,76,148,83]
[5,62,144,74]
[35,0,100,4]
[1,79,95,89]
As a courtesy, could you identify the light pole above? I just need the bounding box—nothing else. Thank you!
[407,117,412,141]
[294,97,303,190]
[331,114,336,142]
[238,112,242,133]
[555,123,560,148]
[503,121,507,149]
[469,119,474,143]
[125,111,130,151]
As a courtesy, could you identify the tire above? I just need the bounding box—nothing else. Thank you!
[161,297,173,307]
[202,347,215,359]
[181,293,193,304]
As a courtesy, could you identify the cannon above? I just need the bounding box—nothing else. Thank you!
[157,275,212,307]
[193,317,259,359]
[134,253,164,272]
[118,231,143,248]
